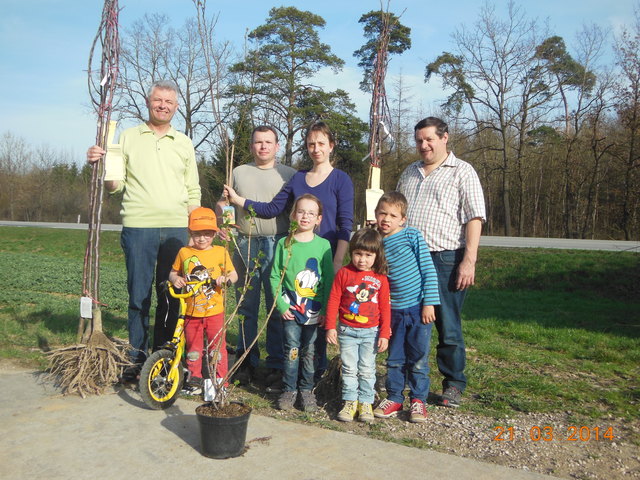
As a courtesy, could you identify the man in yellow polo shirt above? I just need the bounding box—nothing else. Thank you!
[87,80,201,380]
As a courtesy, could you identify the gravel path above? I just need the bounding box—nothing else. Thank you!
[251,396,640,479]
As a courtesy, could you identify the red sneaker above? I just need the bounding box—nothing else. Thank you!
[373,398,403,418]
[409,399,428,423]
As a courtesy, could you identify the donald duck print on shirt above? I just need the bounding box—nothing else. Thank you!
[282,257,323,325]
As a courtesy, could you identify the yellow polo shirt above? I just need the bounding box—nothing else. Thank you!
[113,123,201,228]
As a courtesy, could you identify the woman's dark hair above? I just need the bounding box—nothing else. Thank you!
[305,121,336,145]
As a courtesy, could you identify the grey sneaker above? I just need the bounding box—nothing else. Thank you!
[439,386,462,408]
[299,390,317,412]
[277,391,297,411]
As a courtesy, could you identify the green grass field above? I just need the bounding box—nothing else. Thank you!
[1,226,638,421]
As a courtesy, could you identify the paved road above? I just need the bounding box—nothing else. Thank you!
[0,364,554,480]
[479,235,639,252]
[2,220,639,252]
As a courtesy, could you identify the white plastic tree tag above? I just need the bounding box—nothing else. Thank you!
[80,296,93,318]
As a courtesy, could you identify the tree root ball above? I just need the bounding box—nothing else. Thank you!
[46,332,132,397]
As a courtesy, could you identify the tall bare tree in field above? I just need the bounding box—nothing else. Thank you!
[426,1,551,236]
[0,133,28,221]
[386,74,418,191]
[47,0,130,397]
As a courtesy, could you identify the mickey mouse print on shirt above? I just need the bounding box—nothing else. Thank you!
[343,276,383,324]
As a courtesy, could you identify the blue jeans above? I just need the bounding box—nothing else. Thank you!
[120,227,188,364]
[431,249,468,392]
[233,234,283,369]
[314,326,328,381]
[385,305,433,403]
[282,320,317,392]
[338,325,378,404]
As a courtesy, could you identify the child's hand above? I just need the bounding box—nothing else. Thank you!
[282,309,295,321]
[421,305,435,324]
[172,276,186,289]
[377,337,389,353]
[317,315,326,326]
[326,329,338,345]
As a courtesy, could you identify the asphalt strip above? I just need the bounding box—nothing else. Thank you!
[0,366,555,480]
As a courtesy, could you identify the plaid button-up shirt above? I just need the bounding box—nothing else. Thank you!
[397,152,486,252]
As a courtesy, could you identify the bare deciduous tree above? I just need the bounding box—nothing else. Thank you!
[119,13,234,153]
[427,1,552,236]
[613,9,640,240]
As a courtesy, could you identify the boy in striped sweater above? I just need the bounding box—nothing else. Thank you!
[373,192,441,423]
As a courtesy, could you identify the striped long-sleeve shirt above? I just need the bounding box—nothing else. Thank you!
[382,226,440,309]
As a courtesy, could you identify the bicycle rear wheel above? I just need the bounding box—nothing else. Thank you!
[139,349,184,410]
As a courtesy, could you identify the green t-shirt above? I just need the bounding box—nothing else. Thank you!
[270,234,334,325]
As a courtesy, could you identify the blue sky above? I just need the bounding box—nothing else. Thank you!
[0,0,635,161]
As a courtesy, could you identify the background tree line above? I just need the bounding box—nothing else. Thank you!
[0,1,638,239]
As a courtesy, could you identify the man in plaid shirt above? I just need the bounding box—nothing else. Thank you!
[397,117,486,408]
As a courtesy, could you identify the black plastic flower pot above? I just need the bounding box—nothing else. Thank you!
[195,402,252,459]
